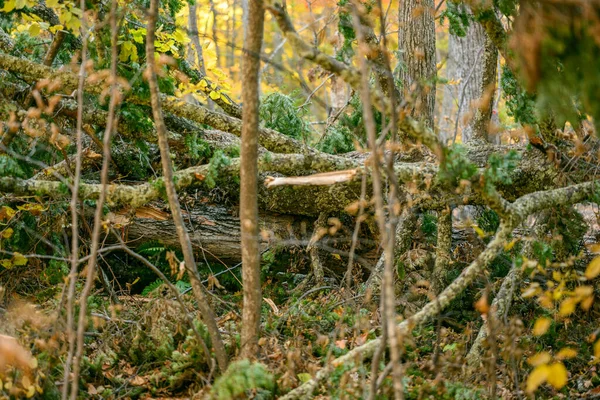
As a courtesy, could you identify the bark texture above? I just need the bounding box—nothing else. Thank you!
[398,0,437,128]
[240,0,265,360]
[442,19,498,143]
[146,0,228,372]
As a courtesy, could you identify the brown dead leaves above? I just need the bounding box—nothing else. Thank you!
[0,334,35,373]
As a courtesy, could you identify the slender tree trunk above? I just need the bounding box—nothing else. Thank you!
[398,0,436,128]
[188,2,206,75]
[469,35,498,142]
[227,0,237,68]
[240,0,264,360]
[209,0,221,68]
[439,34,458,144]
[146,0,228,372]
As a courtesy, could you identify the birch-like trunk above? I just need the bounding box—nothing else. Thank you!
[442,20,498,143]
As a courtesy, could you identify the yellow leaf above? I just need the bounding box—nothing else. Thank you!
[220,93,231,104]
[575,285,594,298]
[552,270,562,281]
[49,24,63,34]
[0,206,16,220]
[522,283,540,298]
[585,256,600,280]
[59,10,72,24]
[528,351,551,366]
[28,22,41,37]
[580,295,594,311]
[559,297,577,317]
[297,373,312,383]
[0,259,13,269]
[594,340,600,358]
[547,362,568,389]
[526,364,549,393]
[473,226,486,238]
[46,0,59,6]
[533,318,552,336]
[504,239,517,251]
[556,347,577,360]
[12,252,27,266]
[2,0,16,12]
[21,375,31,389]
[209,90,220,100]
[1,228,13,239]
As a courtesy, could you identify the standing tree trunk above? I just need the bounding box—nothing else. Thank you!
[188,2,206,75]
[443,19,498,143]
[398,0,436,128]
[240,0,264,360]
[146,0,228,372]
[439,33,458,144]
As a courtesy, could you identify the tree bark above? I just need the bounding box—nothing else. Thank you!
[398,0,437,128]
[443,12,498,143]
[432,208,452,294]
[123,204,312,263]
[146,0,228,372]
[188,3,206,75]
[240,0,265,360]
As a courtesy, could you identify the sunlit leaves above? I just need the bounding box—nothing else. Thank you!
[585,256,600,279]
[57,4,82,34]
[526,361,568,393]
[1,0,36,13]
[1,228,13,239]
[119,40,139,63]
[0,252,28,269]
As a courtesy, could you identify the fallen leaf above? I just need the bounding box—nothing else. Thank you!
[335,339,347,350]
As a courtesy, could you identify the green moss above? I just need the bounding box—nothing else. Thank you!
[209,360,274,400]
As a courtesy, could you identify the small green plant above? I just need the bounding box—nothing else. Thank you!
[205,150,232,188]
[439,1,471,37]
[483,150,521,192]
[209,360,275,400]
[259,92,311,140]
[438,144,478,186]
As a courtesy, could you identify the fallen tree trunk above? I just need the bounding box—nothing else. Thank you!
[120,203,313,264]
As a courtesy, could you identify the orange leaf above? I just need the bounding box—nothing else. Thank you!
[556,348,577,360]
[474,295,489,314]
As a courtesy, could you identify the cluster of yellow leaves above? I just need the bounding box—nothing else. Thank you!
[118,23,190,64]
[526,349,570,393]
[522,269,594,317]
[0,0,35,13]
[1,0,80,36]
[521,248,600,394]
[176,77,233,105]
